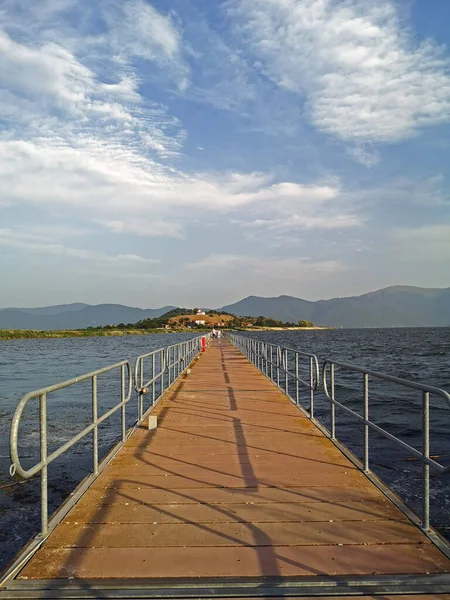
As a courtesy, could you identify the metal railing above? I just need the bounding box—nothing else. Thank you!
[135,336,208,419]
[322,358,450,531]
[227,333,450,533]
[9,360,132,538]
[8,335,208,541]
[227,333,320,413]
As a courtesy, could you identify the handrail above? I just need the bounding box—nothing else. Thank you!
[134,335,209,419]
[9,334,209,540]
[322,358,450,531]
[226,332,450,533]
[9,360,132,537]
[226,333,320,416]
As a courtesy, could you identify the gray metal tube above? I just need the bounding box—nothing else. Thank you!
[309,356,314,418]
[423,391,430,530]
[363,373,369,473]
[152,353,155,405]
[92,375,98,475]
[330,363,336,440]
[285,349,289,396]
[39,393,48,536]
[121,364,126,442]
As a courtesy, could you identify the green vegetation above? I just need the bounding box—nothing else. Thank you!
[0,308,316,340]
[298,320,314,328]
[226,315,314,329]
[0,328,171,340]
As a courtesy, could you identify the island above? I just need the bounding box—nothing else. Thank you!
[0,308,329,340]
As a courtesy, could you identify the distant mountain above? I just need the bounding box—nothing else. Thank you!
[0,303,89,316]
[0,304,176,330]
[220,286,450,327]
[2,286,449,330]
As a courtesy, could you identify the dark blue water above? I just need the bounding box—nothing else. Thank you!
[0,328,449,571]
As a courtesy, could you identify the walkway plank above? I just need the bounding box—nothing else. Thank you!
[18,341,450,581]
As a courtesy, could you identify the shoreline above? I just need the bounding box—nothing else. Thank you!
[0,329,175,340]
[241,326,332,331]
[0,326,332,340]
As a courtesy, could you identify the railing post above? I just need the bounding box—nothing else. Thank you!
[276,347,280,387]
[422,391,430,531]
[285,349,289,396]
[39,393,48,537]
[152,353,155,404]
[92,375,98,475]
[363,373,369,473]
[264,343,268,376]
[168,348,172,387]
[309,356,314,418]
[330,363,336,440]
[161,350,165,397]
[295,353,299,405]
[121,364,126,442]
[270,346,273,381]
[139,358,143,419]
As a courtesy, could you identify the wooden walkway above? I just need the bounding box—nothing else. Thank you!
[17,340,450,585]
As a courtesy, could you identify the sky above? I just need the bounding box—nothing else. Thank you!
[1,0,450,309]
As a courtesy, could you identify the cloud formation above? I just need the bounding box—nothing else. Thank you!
[227,0,450,143]
[1,0,449,306]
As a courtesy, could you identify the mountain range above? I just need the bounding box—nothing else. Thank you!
[0,304,176,330]
[0,286,449,330]
[221,286,450,328]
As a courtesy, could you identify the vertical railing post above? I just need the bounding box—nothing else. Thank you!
[92,375,98,475]
[309,356,314,419]
[330,363,336,440]
[161,350,165,397]
[121,364,126,442]
[285,349,288,396]
[295,353,299,405]
[152,353,155,404]
[168,348,172,387]
[139,358,143,419]
[39,393,48,537]
[276,347,280,387]
[270,346,273,381]
[264,343,268,376]
[422,391,430,531]
[363,373,369,473]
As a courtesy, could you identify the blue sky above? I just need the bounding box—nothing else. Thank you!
[1,0,449,308]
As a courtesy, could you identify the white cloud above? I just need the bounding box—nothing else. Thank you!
[109,0,181,60]
[1,22,358,242]
[0,228,160,265]
[230,180,362,236]
[346,145,380,167]
[1,135,353,237]
[240,213,361,232]
[227,0,450,144]
[0,30,137,123]
[103,0,190,91]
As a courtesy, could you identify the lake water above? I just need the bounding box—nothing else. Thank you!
[0,328,449,570]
